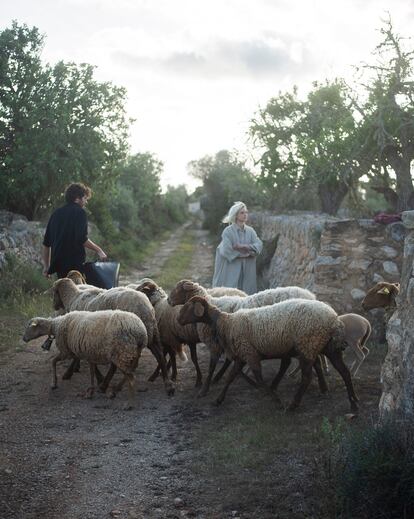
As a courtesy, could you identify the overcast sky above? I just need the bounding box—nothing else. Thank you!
[2,0,414,191]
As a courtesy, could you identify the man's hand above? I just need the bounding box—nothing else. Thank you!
[42,269,50,278]
[97,249,107,261]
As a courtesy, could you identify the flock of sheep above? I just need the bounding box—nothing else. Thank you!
[22,269,400,413]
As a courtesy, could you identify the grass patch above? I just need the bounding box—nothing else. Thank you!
[111,230,171,269]
[192,399,317,475]
[151,231,196,291]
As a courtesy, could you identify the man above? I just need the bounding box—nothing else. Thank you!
[42,182,107,278]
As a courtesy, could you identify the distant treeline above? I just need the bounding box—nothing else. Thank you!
[1,18,414,241]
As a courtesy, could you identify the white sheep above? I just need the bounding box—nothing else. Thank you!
[178,296,359,413]
[51,278,174,396]
[22,310,148,408]
[66,270,96,290]
[136,281,203,387]
[168,279,317,397]
[206,287,247,297]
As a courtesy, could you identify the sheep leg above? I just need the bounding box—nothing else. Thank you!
[124,373,135,410]
[287,360,314,411]
[147,343,175,396]
[99,363,117,393]
[324,347,359,412]
[198,347,221,398]
[62,358,79,380]
[170,352,177,382]
[287,360,300,378]
[212,358,232,384]
[215,358,245,406]
[350,343,368,377]
[313,356,329,394]
[148,348,170,382]
[51,352,67,389]
[83,363,95,399]
[271,357,292,392]
[189,343,202,387]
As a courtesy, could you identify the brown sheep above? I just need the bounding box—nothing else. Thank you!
[361,282,400,311]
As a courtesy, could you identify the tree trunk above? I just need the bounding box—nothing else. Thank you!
[385,148,414,212]
[318,181,349,215]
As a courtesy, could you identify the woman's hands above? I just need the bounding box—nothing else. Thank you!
[233,243,254,257]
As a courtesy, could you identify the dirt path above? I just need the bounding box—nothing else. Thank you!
[0,222,383,519]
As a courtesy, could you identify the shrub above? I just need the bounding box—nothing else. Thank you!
[318,415,414,519]
[0,253,50,303]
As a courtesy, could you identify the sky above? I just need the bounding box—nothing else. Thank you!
[1,0,414,192]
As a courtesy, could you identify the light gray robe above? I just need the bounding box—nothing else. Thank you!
[212,223,263,295]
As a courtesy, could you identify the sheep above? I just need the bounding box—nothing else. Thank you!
[22,310,148,408]
[66,270,97,290]
[168,279,316,311]
[51,278,174,396]
[206,287,247,297]
[135,281,203,387]
[168,279,317,397]
[361,282,400,313]
[177,296,359,412]
[289,313,372,378]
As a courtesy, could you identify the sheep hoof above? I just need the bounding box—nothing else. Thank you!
[85,387,95,399]
[195,379,202,388]
[166,385,175,397]
[213,398,223,407]
[148,374,158,382]
[108,390,117,399]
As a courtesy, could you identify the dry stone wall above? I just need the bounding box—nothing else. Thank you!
[379,210,414,420]
[251,211,405,342]
[0,211,45,270]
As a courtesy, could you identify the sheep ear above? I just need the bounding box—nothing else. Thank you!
[194,301,205,317]
[377,287,390,295]
[394,283,400,290]
[30,320,38,327]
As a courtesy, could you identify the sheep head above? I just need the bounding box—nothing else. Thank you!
[168,279,205,306]
[66,270,86,285]
[178,296,210,325]
[52,278,77,310]
[23,317,52,342]
[361,282,400,311]
[136,281,159,299]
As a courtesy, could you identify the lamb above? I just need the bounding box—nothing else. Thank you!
[178,296,359,413]
[22,310,148,408]
[361,282,400,313]
[135,281,202,386]
[289,313,372,378]
[168,279,317,397]
[51,278,174,396]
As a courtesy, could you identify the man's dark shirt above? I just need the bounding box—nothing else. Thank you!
[43,202,88,276]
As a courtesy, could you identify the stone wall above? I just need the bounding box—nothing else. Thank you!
[0,211,45,270]
[379,210,414,420]
[251,211,405,342]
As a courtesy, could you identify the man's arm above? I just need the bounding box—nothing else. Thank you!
[84,239,107,260]
[42,245,51,277]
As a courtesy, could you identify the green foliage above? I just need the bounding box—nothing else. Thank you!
[250,80,370,215]
[0,21,130,220]
[0,253,50,302]
[188,149,262,232]
[318,416,414,519]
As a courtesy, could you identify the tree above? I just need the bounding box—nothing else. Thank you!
[0,22,130,219]
[360,18,414,211]
[250,80,371,215]
[188,150,261,232]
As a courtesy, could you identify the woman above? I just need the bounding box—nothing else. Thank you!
[212,201,263,295]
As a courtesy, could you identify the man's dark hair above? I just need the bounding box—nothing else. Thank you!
[64,183,92,203]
